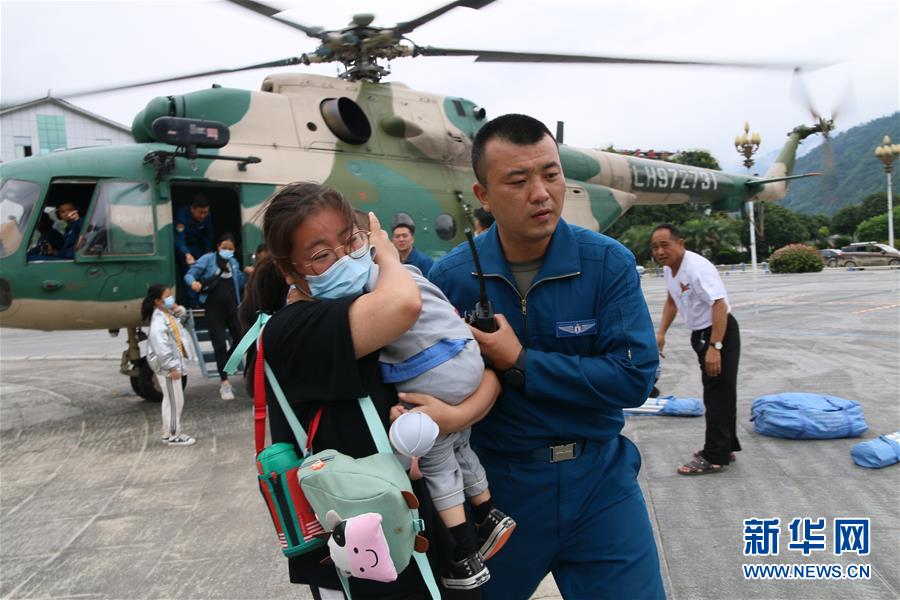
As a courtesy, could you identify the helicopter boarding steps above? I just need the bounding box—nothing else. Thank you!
[185,309,242,380]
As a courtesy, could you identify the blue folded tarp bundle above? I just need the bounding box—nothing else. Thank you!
[851,432,900,469]
[624,395,703,417]
[750,392,868,439]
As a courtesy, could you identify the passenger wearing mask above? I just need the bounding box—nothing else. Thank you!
[185,233,246,400]
[143,284,196,446]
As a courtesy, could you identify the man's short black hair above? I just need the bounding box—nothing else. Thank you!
[191,195,210,208]
[652,223,683,240]
[473,207,494,229]
[392,222,415,235]
[471,113,556,186]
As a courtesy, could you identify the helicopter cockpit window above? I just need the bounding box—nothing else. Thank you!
[435,213,457,241]
[80,181,155,256]
[0,179,41,258]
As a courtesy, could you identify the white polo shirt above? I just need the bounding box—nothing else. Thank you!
[664,250,731,331]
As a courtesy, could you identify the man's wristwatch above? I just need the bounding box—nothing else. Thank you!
[711,341,723,351]
[503,348,526,388]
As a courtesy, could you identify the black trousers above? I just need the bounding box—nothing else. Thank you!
[204,281,242,380]
[690,313,741,465]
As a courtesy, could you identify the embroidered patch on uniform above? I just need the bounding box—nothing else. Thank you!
[175,223,185,232]
[556,319,597,338]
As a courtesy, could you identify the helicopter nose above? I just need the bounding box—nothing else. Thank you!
[0,277,11,311]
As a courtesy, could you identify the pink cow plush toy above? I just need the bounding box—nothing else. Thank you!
[325,510,398,583]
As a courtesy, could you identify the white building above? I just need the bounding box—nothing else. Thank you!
[0,96,133,163]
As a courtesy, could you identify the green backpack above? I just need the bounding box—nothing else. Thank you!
[226,314,441,599]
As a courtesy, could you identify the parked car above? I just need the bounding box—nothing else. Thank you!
[819,248,843,267]
[838,242,900,268]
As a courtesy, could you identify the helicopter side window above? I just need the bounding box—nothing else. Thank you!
[80,180,155,256]
[435,213,457,241]
[0,179,41,258]
[391,212,415,230]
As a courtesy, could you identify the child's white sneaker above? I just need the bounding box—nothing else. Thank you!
[219,381,235,400]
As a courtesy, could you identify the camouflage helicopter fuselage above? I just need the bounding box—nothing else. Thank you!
[0,73,809,331]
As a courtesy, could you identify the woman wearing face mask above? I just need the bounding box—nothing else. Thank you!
[185,233,246,400]
[239,182,500,599]
[142,284,196,446]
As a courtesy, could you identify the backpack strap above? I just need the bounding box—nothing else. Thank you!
[231,312,321,456]
[357,395,392,455]
[413,552,441,600]
[224,312,269,375]
[264,360,309,452]
[358,396,441,599]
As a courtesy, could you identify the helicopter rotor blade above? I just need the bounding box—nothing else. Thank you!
[394,0,496,35]
[416,47,825,69]
[225,0,326,39]
[49,57,304,100]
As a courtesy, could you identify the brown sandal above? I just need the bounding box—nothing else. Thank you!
[677,455,726,475]
[694,449,736,463]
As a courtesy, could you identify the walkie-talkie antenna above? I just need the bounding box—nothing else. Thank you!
[464,229,497,333]
[466,229,489,305]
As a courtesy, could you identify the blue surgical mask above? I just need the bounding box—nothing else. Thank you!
[305,251,373,300]
[218,249,234,260]
[163,296,175,309]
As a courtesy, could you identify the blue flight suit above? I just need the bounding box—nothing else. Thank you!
[429,220,664,600]
[404,246,434,278]
[174,205,213,305]
[57,218,83,260]
[173,205,214,265]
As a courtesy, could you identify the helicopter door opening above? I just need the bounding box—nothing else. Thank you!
[24,179,96,261]
[169,182,243,305]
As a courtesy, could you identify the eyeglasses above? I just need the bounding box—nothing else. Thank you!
[298,230,370,275]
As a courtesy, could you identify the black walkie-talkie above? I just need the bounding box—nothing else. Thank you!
[465,229,498,333]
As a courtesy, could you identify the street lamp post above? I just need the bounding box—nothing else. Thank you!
[874,134,900,249]
[735,122,761,270]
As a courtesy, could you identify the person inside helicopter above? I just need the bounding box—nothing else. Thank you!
[36,201,84,260]
[26,211,64,260]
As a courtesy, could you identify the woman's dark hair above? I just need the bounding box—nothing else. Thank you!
[141,283,168,322]
[239,182,352,323]
[217,233,236,247]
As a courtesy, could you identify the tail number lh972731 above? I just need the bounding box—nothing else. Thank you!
[631,165,719,192]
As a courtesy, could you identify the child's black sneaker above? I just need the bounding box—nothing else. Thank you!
[476,507,516,560]
[440,551,490,590]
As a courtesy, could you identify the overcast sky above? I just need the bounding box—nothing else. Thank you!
[2,0,897,171]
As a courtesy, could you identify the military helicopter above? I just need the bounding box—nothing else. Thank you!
[0,0,825,401]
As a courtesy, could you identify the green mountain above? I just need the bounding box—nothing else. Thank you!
[780,112,900,216]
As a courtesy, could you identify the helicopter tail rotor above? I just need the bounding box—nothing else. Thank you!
[791,68,853,208]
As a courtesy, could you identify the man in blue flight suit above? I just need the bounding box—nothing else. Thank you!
[174,195,213,306]
[52,202,83,260]
[429,114,665,599]
[392,222,434,277]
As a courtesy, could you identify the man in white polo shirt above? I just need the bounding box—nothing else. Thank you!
[651,224,741,475]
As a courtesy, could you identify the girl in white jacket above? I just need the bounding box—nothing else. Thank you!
[142,284,196,446]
